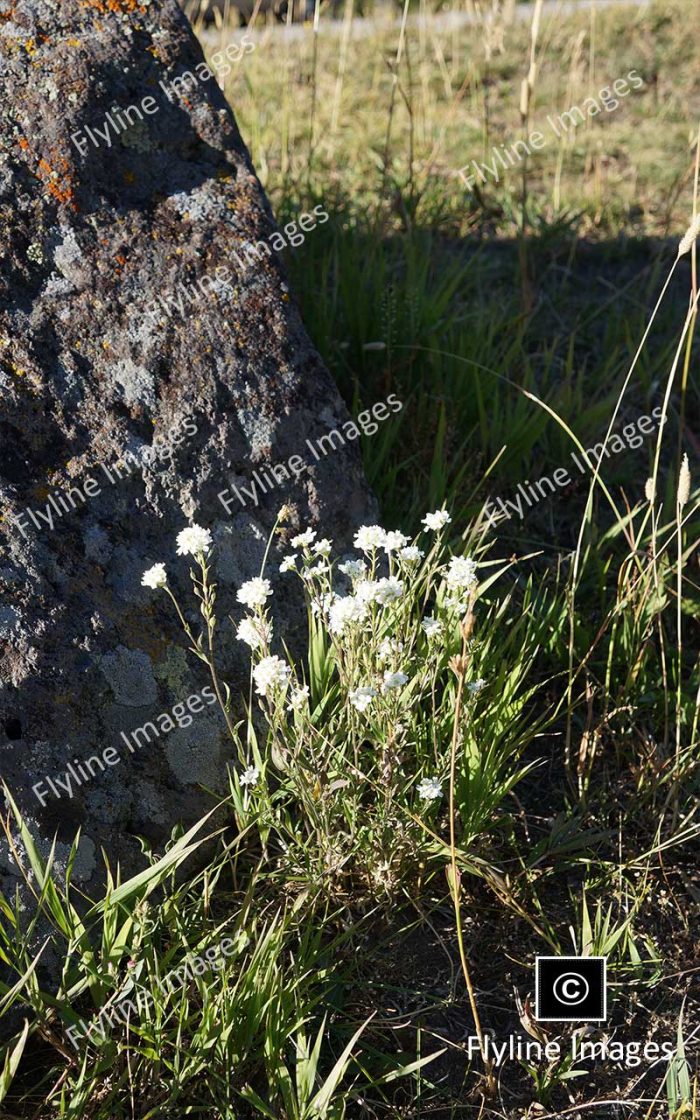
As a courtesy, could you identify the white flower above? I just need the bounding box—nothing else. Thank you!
[302,562,327,579]
[355,578,403,606]
[444,595,470,613]
[445,555,477,590]
[372,577,404,605]
[399,545,424,565]
[176,524,213,556]
[141,563,168,589]
[382,670,408,691]
[328,595,368,635]
[355,579,379,604]
[310,592,334,617]
[383,530,409,553]
[312,538,332,557]
[467,678,486,695]
[349,685,377,712]
[287,684,310,710]
[417,776,442,801]
[354,525,387,552]
[252,655,291,697]
[378,636,403,662]
[240,766,260,787]
[421,616,443,639]
[236,577,273,609]
[339,559,367,580]
[291,528,316,548]
[236,616,272,650]
[422,510,451,532]
[279,554,297,573]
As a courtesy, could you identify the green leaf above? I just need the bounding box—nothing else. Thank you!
[0,1019,30,1103]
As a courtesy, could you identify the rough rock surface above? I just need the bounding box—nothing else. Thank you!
[0,0,374,901]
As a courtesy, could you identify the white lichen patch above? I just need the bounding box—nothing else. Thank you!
[100,645,158,707]
[113,358,156,408]
[165,712,226,787]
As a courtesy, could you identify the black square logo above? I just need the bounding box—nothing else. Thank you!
[535,956,607,1022]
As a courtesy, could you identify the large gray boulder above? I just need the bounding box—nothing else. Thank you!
[0,0,373,896]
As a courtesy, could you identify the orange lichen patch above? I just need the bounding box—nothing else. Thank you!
[0,6,16,21]
[35,155,78,211]
[17,137,29,151]
[79,0,147,12]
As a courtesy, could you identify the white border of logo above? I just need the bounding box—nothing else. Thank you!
[535,956,607,1022]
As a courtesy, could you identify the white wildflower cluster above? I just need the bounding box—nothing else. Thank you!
[234,573,276,664]
[142,562,168,590]
[288,684,310,711]
[237,576,272,610]
[233,512,487,809]
[442,554,478,613]
[445,555,477,590]
[141,523,213,591]
[383,670,408,691]
[239,766,260,788]
[354,525,387,553]
[349,686,377,712]
[328,595,369,636]
[338,559,366,579]
[176,525,213,557]
[421,616,443,639]
[253,654,291,697]
[417,776,443,801]
[422,510,451,532]
[141,516,492,838]
[236,616,273,651]
[378,636,404,663]
[278,514,481,694]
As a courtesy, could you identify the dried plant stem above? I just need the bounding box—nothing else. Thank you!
[330,0,355,138]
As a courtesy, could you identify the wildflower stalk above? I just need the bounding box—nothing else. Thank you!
[165,567,237,747]
[200,560,238,749]
[447,600,495,1096]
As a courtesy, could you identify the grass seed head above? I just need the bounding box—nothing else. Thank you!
[677,453,691,508]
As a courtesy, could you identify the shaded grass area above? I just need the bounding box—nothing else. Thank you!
[283,213,692,535]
